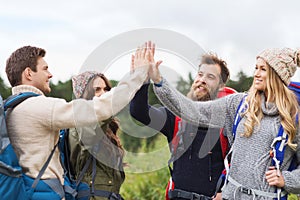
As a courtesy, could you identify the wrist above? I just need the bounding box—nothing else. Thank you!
[154,77,163,87]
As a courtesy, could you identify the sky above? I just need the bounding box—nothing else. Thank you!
[1,0,300,86]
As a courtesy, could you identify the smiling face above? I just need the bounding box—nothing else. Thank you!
[189,64,223,101]
[30,57,53,93]
[254,57,268,92]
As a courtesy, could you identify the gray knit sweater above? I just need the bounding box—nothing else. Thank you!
[154,78,300,200]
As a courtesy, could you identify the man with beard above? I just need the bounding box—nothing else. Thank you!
[130,53,231,200]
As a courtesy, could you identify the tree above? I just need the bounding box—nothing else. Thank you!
[0,77,11,99]
[47,80,73,101]
[227,71,253,92]
[176,72,193,95]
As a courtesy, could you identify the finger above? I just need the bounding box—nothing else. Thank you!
[267,178,279,186]
[131,55,135,71]
[147,41,151,51]
[265,169,276,176]
[266,174,277,181]
[142,43,147,58]
[148,41,155,56]
[147,48,154,62]
[135,46,140,59]
[152,42,155,56]
[145,48,152,62]
[268,166,275,170]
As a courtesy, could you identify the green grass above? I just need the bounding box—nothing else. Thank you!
[120,134,171,200]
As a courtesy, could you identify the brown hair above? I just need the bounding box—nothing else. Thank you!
[81,73,111,99]
[6,46,46,87]
[81,74,124,155]
[200,52,230,84]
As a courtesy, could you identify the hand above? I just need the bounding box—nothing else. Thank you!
[147,41,163,84]
[212,193,222,200]
[131,42,152,73]
[265,166,285,187]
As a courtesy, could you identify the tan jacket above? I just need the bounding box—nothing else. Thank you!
[6,66,148,184]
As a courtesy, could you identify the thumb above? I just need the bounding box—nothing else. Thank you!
[156,60,163,69]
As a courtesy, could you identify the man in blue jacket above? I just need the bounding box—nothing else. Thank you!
[130,53,232,200]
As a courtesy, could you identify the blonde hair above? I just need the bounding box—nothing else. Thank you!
[243,65,299,150]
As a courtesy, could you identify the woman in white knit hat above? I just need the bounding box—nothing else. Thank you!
[68,71,125,200]
[144,46,300,200]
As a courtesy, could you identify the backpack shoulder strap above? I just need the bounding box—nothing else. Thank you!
[271,114,299,171]
[171,116,182,153]
[4,92,39,111]
[219,130,229,159]
[288,81,300,103]
[232,94,248,138]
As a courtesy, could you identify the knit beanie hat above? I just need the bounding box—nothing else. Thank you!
[72,71,103,98]
[257,48,300,85]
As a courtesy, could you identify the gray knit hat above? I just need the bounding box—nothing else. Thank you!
[72,71,103,98]
[257,48,300,85]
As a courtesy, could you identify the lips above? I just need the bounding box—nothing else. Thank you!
[255,79,262,83]
[196,86,206,92]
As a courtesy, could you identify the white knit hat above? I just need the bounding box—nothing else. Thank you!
[72,71,103,98]
[257,48,300,85]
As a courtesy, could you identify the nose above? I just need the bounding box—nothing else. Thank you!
[95,89,105,97]
[48,72,53,79]
[254,69,260,77]
[197,75,206,84]
[99,89,105,96]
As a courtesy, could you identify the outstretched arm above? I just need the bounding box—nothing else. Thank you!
[130,83,174,136]
[130,42,173,135]
[146,43,226,128]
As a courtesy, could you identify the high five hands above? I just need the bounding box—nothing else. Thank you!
[131,41,162,83]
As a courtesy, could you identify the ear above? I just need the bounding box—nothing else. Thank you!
[218,83,225,92]
[23,67,33,81]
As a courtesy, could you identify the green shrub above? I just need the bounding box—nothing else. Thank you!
[288,194,300,200]
[120,133,171,199]
[120,167,169,200]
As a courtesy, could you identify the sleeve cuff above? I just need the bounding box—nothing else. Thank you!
[154,78,163,87]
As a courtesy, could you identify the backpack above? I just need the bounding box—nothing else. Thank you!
[0,92,69,200]
[59,129,124,200]
[289,81,300,104]
[221,82,300,200]
[165,87,237,200]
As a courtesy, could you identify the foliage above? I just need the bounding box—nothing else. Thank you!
[120,135,170,200]
[121,167,169,200]
[47,80,73,101]
[227,71,253,92]
[0,77,11,99]
[288,194,300,200]
[176,72,193,95]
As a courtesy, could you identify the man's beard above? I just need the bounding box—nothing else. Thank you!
[186,84,218,102]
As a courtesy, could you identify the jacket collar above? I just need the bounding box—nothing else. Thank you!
[12,85,44,96]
